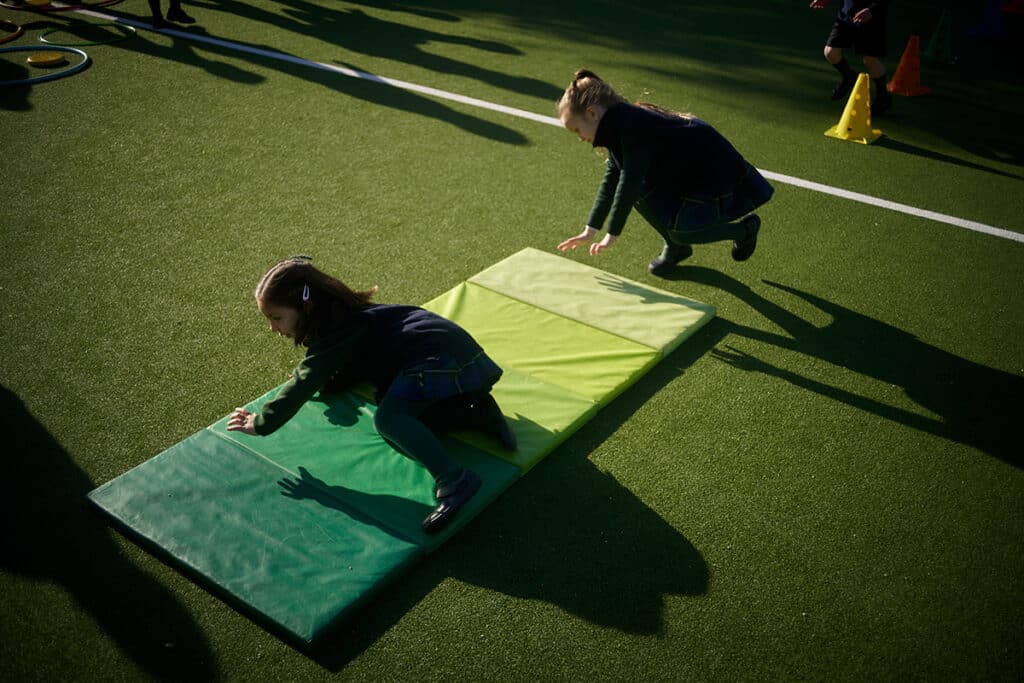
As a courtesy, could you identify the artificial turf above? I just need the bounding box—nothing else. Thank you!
[2,0,1022,680]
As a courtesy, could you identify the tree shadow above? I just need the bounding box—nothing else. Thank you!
[0,385,217,680]
[327,0,461,23]
[310,330,720,669]
[669,266,1022,469]
[192,0,561,100]
[87,16,531,144]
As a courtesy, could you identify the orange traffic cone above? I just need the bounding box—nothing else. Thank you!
[888,35,931,96]
[825,73,882,144]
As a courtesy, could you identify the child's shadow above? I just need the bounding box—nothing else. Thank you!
[448,457,709,634]
[0,385,216,680]
[675,266,1022,469]
[277,465,433,533]
[312,336,718,668]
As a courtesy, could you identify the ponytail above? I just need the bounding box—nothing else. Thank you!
[558,69,627,117]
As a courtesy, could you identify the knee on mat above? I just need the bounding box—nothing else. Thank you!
[372,407,406,441]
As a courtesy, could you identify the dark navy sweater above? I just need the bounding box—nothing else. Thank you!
[254,304,486,435]
[587,103,746,236]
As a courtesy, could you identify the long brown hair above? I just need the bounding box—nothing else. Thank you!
[558,69,693,121]
[558,69,627,118]
[255,256,376,346]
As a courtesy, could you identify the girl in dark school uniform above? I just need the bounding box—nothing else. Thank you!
[227,256,515,534]
[556,69,774,277]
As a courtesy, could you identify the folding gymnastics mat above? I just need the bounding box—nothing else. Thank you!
[88,248,715,648]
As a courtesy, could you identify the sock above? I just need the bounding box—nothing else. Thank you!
[832,57,855,80]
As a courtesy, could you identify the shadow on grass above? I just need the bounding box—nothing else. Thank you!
[875,136,1023,180]
[188,0,561,101]
[665,266,1022,470]
[309,329,721,670]
[101,18,531,144]
[0,385,217,681]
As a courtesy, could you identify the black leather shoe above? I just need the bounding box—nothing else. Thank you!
[648,242,693,276]
[871,89,893,117]
[422,469,482,534]
[731,214,761,262]
[831,76,855,101]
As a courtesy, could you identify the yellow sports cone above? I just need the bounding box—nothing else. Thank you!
[825,73,882,144]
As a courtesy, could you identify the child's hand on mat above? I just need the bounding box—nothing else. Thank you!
[809,0,828,8]
[227,407,257,435]
[589,233,616,256]
[852,7,872,23]
[557,226,598,252]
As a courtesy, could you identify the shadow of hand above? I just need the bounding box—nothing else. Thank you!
[594,273,695,304]
[279,466,331,503]
[710,344,775,373]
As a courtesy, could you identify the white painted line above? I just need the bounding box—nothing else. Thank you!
[76,8,562,125]
[78,9,1023,244]
[759,171,1024,243]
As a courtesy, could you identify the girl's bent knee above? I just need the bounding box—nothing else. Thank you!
[373,408,400,440]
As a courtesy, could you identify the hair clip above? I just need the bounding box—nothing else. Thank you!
[302,284,310,302]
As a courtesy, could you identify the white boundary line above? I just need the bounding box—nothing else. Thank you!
[759,171,1024,243]
[77,9,1024,244]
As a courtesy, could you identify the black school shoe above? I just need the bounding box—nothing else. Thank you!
[648,242,694,276]
[731,214,761,262]
[422,469,482,534]
[871,89,893,117]
[831,75,856,101]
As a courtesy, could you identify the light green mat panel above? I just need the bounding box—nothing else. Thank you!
[469,247,716,357]
[88,248,714,649]
[424,281,659,403]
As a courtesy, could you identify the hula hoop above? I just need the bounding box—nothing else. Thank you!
[0,44,88,85]
[0,20,23,44]
[0,0,122,12]
[39,22,135,45]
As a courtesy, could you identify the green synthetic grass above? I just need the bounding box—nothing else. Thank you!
[2,0,1022,680]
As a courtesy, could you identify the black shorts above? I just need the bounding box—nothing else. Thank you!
[826,17,888,58]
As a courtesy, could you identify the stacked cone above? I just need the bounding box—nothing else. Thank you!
[825,73,882,144]
[888,35,931,95]
[924,10,956,64]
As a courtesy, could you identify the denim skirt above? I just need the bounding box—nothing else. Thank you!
[385,351,503,403]
[636,161,774,233]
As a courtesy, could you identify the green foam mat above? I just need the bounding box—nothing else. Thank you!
[469,247,716,356]
[88,248,715,648]
[88,427,426,645]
